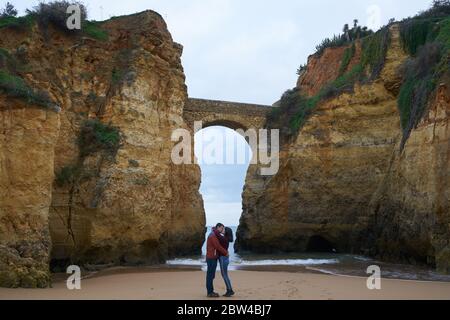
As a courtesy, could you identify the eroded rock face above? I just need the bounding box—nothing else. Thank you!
[0,104,60,287]
[364,79,450,271]
[237,25,450,271]
[237,81,403,253]
[0,11,205,286]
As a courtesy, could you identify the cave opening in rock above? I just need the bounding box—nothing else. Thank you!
[194,125,253,256]
[306,235,336,253]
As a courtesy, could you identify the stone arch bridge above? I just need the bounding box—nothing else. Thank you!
[183,98,273,132]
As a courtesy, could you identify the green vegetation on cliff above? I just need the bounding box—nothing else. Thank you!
[0,15,34,31]
[0,2,32,30]
[56,119,121,186]
[0,2,111,109]
[83,20,108,41]
[269,0,450,145]
[55,165,81,187]
[338,44,356,76]
[360,27,390,80]
[398,11,450,149]
[315,19,373,56]
[29,1,109,41]
[0,1,109,41]
[0,70,51,108]
[400,18,441,55]
[0,48,55,109]
[78,119,121,158]
[28,1,87,30]
[268,26,390,140]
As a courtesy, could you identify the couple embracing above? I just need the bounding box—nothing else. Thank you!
[205,223,235,298]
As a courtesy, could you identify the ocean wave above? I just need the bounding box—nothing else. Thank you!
[239,259,339,266]
[166,259,205,266]
[166,258,339,266]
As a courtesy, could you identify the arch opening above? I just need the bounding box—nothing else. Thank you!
[194,126,253,257]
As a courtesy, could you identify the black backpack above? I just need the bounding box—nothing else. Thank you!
[225,227,234,243]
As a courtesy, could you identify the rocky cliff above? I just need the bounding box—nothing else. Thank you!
[0,11,205,287]
[237,23,450,273]
[364,77,450,272]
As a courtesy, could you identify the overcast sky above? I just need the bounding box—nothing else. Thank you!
[12,0,431,105]
[9,0,433,226]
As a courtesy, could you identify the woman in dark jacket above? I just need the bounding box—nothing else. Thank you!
[214,226,235,297]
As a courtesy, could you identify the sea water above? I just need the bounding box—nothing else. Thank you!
[166,226,450,282]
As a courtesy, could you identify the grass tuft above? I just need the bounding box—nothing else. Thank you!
[83,21,108,41]
[78,119,120,157]
[0,70,55,109]
[0,14,35,31]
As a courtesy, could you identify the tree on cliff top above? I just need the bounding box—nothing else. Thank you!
[315,20,373,56]
[0,2,17,18]
[419,0,450,18]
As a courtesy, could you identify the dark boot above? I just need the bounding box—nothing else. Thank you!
[223,290,235,297]
[207,292,220,298]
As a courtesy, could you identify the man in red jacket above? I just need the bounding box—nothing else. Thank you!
[206,223,228,298]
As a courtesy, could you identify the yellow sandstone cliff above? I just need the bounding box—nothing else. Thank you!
[0,11,205,287]
[237,25,450,273]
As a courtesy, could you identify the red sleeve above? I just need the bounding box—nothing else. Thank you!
[211,235,228,256]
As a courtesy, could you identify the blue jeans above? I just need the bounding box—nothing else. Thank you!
[206,258,218,294]
[219,256,233,291]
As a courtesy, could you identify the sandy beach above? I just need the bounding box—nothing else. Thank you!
[1,268,450,300]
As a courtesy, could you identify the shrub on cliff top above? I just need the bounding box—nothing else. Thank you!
[0,2,17,18]
[78,119,120,157]
[0,14,35,31]
[27,1,87,31]
[418,0,450,18]
[26,1,109,41]
[314,20,373,56]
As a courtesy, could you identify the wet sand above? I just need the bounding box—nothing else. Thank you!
[1,267,450,300]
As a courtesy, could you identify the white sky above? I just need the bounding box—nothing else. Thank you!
[195,127,252,226]
[8,0,433,226]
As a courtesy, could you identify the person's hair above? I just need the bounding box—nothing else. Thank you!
[215,223,224,229]
[224,227,234,243]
